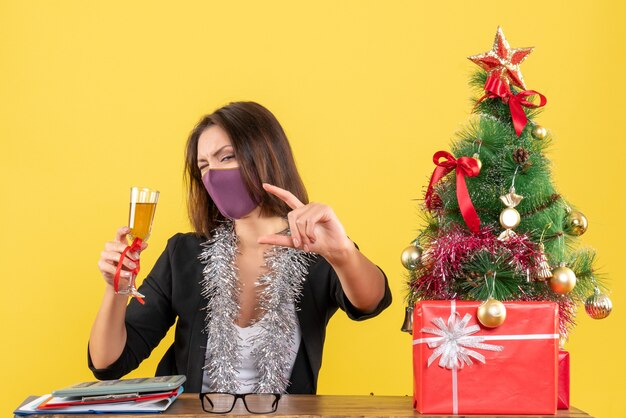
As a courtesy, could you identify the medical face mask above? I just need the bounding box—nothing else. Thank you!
[202,167,259,219]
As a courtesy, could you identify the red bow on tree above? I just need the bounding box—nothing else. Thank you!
[478,74,547,136]
[424,151,481,233]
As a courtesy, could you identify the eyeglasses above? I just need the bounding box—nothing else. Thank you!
[199,392,281,414]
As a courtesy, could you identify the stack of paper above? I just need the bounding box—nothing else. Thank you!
[14,376,185,415]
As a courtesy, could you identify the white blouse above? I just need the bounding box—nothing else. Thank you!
[202,304,301,393]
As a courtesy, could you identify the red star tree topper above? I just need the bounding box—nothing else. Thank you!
[468,27,533,90]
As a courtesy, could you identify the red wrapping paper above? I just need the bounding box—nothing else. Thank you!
[413,300,558,415]
[558,350,571,409]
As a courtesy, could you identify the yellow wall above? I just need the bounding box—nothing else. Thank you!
[1,1,624,417]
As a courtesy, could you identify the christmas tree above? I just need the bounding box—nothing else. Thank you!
[402,27,612,339]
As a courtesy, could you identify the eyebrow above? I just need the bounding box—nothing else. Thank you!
[197,145,233,163]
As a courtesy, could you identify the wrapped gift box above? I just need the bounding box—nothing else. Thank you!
[558,350,571,409]
[413,300,558,415]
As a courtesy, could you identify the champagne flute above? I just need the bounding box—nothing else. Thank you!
[117,186,159,300]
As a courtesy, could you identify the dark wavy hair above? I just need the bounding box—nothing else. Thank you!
[184,101,308,237]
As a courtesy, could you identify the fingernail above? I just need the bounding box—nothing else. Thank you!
[123,271,131,277]
[293,238,300,247]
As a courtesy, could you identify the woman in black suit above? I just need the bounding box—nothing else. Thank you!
[88,101,392,394]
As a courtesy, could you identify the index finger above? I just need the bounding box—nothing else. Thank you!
[115,226,131,244]
[257,233,294,248]
[263,183,304,210]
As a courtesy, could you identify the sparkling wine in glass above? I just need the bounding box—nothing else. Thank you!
[124,186,159,298]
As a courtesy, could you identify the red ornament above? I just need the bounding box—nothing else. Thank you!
[468,27,533,90]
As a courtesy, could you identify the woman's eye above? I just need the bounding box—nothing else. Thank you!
[221,155,235,162]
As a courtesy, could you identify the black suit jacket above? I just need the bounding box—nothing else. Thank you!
[89,233,392,393]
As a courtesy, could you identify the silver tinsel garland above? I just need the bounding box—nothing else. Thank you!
[199,221,311,393]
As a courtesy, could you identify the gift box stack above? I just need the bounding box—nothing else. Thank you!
[401,27,612,415]
[412,301,561,414]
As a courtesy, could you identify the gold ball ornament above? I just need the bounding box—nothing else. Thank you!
[401,245,422,270]
[585,289,612,319]
[472,153,482,171]
[565,211,588,236]
[549,265,577,294]
[531,125,548,140]
[499,207,521,229]
[477,298,507,328]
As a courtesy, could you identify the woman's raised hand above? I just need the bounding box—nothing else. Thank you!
[258,183,355,262]
[97,227,148,289]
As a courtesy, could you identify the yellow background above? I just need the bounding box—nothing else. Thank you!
[1,1,624,417]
